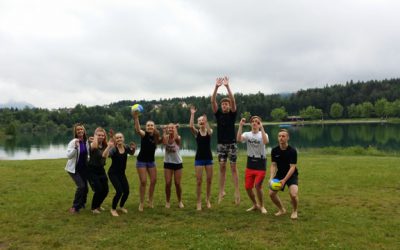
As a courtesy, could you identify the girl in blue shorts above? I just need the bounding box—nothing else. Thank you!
[133,112,162,211]
[190,106,213,211]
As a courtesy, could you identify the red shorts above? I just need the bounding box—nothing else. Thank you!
[245,168,266,189]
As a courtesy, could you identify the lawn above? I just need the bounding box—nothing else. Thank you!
[0,153,399,249]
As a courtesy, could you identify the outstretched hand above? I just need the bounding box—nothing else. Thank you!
[190,106,197,114]
[216,77,224,88]
[239,117,246,126]
[223,76,229,87]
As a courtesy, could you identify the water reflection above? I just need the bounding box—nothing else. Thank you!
[1,123,400,160]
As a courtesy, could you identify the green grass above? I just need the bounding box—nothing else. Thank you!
[1,154,399,250]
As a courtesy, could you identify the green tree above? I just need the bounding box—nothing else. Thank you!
[347,104,360,118]
[359,102,374,118]
[374,98,389,119]
[330,103,344,119]
[240,111,251,121]
[299,106,323,120]
[270,107,287,121]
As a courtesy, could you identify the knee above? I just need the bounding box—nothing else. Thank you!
[140,180,147,187]
[196,179,202,186]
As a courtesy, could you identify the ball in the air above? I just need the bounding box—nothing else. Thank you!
[269,178,282,191]
[131,104,144,113]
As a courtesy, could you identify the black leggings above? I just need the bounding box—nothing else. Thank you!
[108,172,130,209]
[88,173,109,210]
[68,171,88,211]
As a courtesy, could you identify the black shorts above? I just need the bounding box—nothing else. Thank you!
[164,162,183,170]
[279,175,298,191]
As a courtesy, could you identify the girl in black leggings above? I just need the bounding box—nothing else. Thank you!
[103,132,136,216]
[88,127,109,214]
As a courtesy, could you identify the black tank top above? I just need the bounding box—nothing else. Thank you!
[195,131,212,161]
[137,132,157,162]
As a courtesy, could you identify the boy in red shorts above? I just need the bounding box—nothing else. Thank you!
[237,116,269,214]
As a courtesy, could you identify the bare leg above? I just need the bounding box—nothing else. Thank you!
[255,186,267,214]
[289,185,299,219]
[174,169,184,208]
[164,168,173,208]
[137,168,147,211]
[147,167,157,208]
[269,189,286,216]
[195,166,203,210]
[218,161,227,204]
[246,189,259,211]
[205,165,213,208]
[230,162,240,205]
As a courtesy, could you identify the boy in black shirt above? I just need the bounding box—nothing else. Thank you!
[269,129,299,219]
[211,76,240,205]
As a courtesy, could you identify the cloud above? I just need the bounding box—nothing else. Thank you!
[1,0,400,108]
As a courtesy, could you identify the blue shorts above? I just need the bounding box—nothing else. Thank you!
[195,159,213,166]
[136,161,156,168]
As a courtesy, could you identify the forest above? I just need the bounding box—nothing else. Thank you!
[1,78,400,135]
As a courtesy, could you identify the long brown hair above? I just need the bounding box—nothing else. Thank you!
[94,127,108,148]
[73,123,87,141]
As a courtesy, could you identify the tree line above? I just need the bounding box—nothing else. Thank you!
[1,78,400,135]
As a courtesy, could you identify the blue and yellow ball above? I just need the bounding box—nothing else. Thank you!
[131,104,144,113]
[269,178,282,191]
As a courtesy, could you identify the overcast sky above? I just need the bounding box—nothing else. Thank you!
[1,0,399,109]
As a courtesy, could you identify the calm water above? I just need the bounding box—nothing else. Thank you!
[1,123,399,160]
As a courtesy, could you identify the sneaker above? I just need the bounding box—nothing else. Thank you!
[178,201,184,208]
[99,206,105,211]
[291,211,298,220]
[206,200,212,209]
[110,209,119,217]
[196,203,202,211]
[165,202,171,209]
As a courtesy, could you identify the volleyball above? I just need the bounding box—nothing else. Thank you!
[131,104,144,113]
[269,178,282,191]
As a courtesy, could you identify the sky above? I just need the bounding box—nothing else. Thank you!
[1,0,400,109]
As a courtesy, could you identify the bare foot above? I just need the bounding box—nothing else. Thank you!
[119,207,128,214]
[110,209,119,217]
[138,203,144,212]
[234,195,241,205]
[291,211,298,220]
[260,207,268,214]
[274,209,287,216]
[246,205,260,212]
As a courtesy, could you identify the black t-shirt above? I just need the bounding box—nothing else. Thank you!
[195,131,213,161]
[271,145,298,179]
[137,132,157,162]
[215,109,237,144]
[108,145,134,175]
[88,143,106,175]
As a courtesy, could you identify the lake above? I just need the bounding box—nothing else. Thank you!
[1,123,399,160]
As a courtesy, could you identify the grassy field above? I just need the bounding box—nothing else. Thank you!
[0,153,399,250]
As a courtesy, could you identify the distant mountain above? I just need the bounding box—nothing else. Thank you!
[0,101,35,109]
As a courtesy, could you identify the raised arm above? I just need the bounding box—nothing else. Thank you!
[133,112,145,137]
[174,125,181,146]
[260,123,269,145]
[223,76,236,112]
[236,118,246,142]
[189,106,198,136]
[102,139,115,158]
[211,77,223,113]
